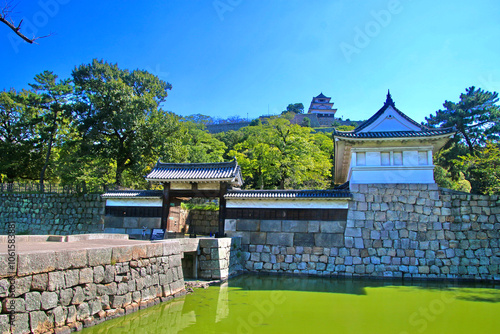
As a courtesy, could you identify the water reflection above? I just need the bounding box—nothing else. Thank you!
[82,275,500,334]
[88,299,196,334]
[228,274,500,295]
[215,282,229,323]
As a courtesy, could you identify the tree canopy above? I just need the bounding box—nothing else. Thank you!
[229,118,332,189]
[426,86,500,194]
[282,103,304,115]
[3,68,500,196]
[426,86,500,153]
[72,59,173,186]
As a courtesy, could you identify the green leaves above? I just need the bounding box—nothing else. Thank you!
[72,59,173,186]
[427,86,500,194]
[230,118,332,189]
[458,141,500,195]
[426,86,500,153]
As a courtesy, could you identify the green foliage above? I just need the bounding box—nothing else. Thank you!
[331,120,341,127]
[72,59,173,186]
[181,202,219,211]
[28,71,74,186]
[433,165,471,193]
[180,122,226,163]
[249,118,261,126]
[426,86,500,153]
[301,117,311,127]
[335,125,355,131]
[282,103,304,114]
[0,89,40,180]
[427,87,500,194]
[229,118,332,189]
[214,130,247,159]
[458,141,500,195]
[182,114,214,125]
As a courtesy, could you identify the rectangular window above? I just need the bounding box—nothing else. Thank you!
[418,151,428,165]
[356,152,366,166]
[393,152,403,165]
[366,152,381,166]
[381,152,390,166]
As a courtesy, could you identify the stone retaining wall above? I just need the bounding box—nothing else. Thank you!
[186,210,219,236]
[0,194,104,236]
[229,184,500,280]
[198,237,243,280]
[0,241,185,333]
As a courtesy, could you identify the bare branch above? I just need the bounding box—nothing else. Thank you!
[0,1,52,44]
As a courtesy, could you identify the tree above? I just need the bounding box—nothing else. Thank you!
[72,59,173,186]
[214,129,247,159]
[281,103,304,114]
[0,89,40,180]
[1,2,50,44]
[336,125,355,131]
[180,122,226,163]
[458,141,500,195]
[301,117,311,127]
[426,86,500,153]
[229,118,332,189]
[182,114,214,125]
[433,165,471,193]
[28,71,73,189]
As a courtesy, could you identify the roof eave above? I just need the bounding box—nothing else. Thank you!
[145,177,241,184]
[333,132,455,141]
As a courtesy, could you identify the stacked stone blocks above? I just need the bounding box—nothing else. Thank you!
[229,184,500,280]
[198,237,243,280]
[0,241,185,334]
[185,210,219,236]
[0,194,104,236]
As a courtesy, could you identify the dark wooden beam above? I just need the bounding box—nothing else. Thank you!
[161,182,170,231]
[218,182,228,237]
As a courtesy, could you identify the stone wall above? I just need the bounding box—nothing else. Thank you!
[228,184,500,280]
[0,194,104,235]
[0,240,185,333]
[185,210,219,236]
[198,237,243,280]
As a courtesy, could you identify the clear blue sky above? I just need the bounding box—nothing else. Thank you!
[1,0,499,123]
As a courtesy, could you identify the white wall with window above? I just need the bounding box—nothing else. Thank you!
[349,146,435,184]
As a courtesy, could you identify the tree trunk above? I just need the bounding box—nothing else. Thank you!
[461,129,475,153]
[39,126,56,192]
[115,164,124,187]
[40,109,59,192]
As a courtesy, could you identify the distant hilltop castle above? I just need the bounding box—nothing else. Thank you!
[207,92,362,133]
[308,92,337,116]
[291,92,361,128]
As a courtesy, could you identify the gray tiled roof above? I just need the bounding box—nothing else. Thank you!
[333,91,455,139]
[353,91,428,133]
[101,190,162,198]
[333,128,455,139]
[146,160,242,185]
[225,189,351,199]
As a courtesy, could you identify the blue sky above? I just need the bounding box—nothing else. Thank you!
[1,0,499,123]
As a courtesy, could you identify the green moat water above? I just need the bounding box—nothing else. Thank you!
[82,275,500,334]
